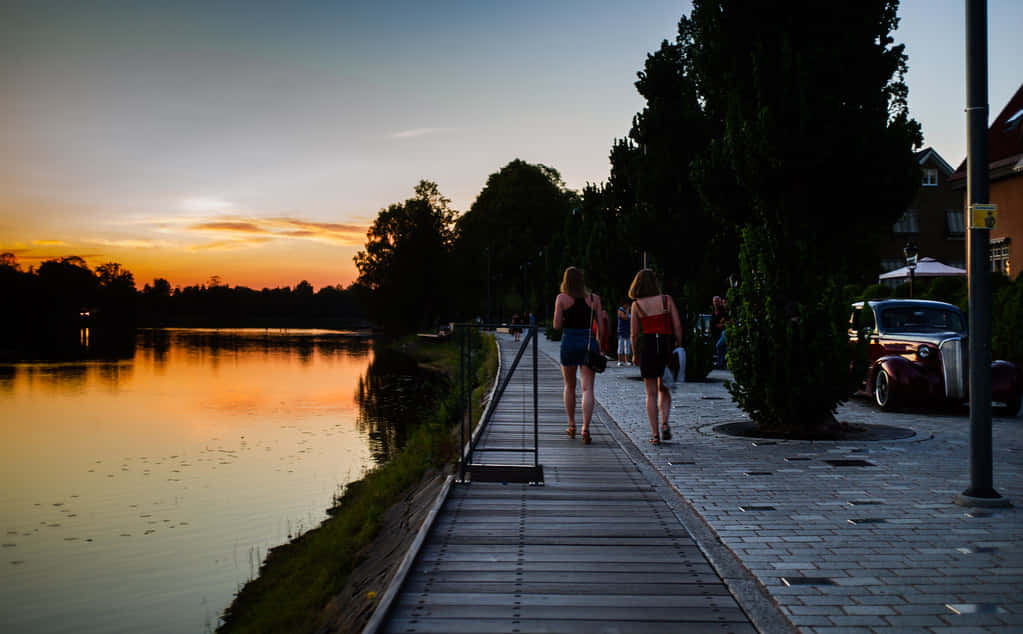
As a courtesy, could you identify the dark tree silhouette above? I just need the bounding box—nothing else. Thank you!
[355,181,456,332]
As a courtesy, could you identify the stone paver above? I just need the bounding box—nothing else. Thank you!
[537,336,1023,633]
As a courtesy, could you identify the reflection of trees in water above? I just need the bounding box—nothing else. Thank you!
[139,330,372,363]
[356,345,449,464]
[0,365,14,393]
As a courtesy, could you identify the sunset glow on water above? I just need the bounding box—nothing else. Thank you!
[0,330,384,633]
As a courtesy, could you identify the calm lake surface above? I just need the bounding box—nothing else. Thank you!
[0,328,442,633]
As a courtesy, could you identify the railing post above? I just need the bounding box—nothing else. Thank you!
[458,326,466,482]
[533,324,539,468]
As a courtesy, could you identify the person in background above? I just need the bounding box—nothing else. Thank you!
[710,295,730,368]
[510,313,522,341]
[553,267,604,445]
[616,301,632,367]
[629,269,683,445]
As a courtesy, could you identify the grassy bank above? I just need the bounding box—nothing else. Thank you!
[217,331,497,633]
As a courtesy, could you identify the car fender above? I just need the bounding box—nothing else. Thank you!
[869,355,925,393]
[992,360,1022,400]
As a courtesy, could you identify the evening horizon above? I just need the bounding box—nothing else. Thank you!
[3,0,1021,290]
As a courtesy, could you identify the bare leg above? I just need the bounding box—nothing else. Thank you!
[561,365,577,429]
[659,383,671,425]
[644,377,660,439]
[579,365,595,435]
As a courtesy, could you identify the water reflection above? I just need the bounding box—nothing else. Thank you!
[0,327,420,634]
[356,344,449,463]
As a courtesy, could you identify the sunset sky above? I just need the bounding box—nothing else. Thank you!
[2,0,1021,291]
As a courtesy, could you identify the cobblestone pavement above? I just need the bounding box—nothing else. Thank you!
[536,336,1023,633]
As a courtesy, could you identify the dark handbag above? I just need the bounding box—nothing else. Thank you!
[584,346,607,373]
[584,295,606,373]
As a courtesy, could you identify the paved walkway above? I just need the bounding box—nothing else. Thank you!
[534,335,1023,633]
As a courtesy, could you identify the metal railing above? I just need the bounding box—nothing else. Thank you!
[456,323,543,484]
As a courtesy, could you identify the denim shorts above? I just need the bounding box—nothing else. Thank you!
[560,328,598,366]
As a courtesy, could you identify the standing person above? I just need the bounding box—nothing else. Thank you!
[629,269,683,445]
[510,313,522,342]
[616,301,632,366]
[709,295,730,368]
[553,267,604,445]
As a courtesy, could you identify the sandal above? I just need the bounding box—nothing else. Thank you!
[650,436,660,445]
[566,425,576,439]
[581,430,591,445]
[660,424,671,441]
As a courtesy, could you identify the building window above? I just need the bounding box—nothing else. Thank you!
[893,210,919,235]
[946,209,965,238]
[991,238,1011,276]
[922,168,938,186]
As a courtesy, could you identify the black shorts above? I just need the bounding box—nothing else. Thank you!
[639,333,673,379]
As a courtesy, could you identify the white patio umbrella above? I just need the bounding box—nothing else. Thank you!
[878,257,967,281]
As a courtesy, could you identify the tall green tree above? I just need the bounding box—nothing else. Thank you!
[683,0,922,430]
[454,160,575,322]
[354,181,456,332]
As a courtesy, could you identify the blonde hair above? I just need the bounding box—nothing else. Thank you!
[628,269,661,299]
[560,266,587,298]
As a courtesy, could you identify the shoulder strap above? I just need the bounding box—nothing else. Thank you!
[662,295,668,311]
[634,300,647,318]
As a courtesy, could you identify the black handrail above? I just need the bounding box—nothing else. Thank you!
[455,323,541,484]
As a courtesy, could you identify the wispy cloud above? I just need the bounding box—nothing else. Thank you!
[390,127,450,139]
[190,221,270,234]
[186,216,367,247]
[188,237,274,252]
[32,240,67,246]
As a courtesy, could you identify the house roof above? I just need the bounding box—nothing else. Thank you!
[950,82,1023,182]
[915,147,954,175]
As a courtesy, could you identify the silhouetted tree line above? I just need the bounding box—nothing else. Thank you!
[0,253,368,358]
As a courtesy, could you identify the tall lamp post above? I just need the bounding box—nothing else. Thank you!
[903,241,918,298]
[955,0,1007,507]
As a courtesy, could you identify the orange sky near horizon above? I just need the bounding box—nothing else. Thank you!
[0,192,370,290]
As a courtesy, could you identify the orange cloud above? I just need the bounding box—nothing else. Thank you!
[184,215,367,247]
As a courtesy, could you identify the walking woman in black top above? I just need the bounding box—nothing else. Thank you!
[552,267,604,444]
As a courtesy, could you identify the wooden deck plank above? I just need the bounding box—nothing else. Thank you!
[374,337,756,633]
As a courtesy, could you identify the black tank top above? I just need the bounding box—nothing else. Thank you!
[563,296,591,329]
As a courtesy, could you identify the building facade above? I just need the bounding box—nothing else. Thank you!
[949,82,1023,278]
[879,147,965,275]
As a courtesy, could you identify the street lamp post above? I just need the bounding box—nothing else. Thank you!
[903,241,918,298]
[956,0,1007,507]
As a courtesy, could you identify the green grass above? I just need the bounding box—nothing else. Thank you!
[217,332,497,633]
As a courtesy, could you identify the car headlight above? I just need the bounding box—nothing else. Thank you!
[917,345,934,360]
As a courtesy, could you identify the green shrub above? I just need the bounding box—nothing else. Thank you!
[861,283,891,299]
[925,276,965,302]
[893,281,912,298]
[725,225,849,432]
[993,273,1023,366]
[684,330,714,381]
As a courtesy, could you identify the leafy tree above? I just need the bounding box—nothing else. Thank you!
[454,160,575,321]
[682,0,922,431]
[355,180,456,332]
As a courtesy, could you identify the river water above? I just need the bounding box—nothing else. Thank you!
[0,328,442,633]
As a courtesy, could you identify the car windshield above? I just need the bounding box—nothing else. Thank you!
[879,307,965,332]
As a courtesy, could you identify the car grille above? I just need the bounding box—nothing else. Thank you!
[940,337,967,399]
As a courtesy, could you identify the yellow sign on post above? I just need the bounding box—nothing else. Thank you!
[969,203,997,229]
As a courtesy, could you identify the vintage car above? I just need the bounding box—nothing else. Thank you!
[849,299,1022,415]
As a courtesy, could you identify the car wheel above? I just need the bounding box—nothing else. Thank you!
[873,369,898,411]
[997,395,1022,417]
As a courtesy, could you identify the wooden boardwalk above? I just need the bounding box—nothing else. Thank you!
[373,335,757,633]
